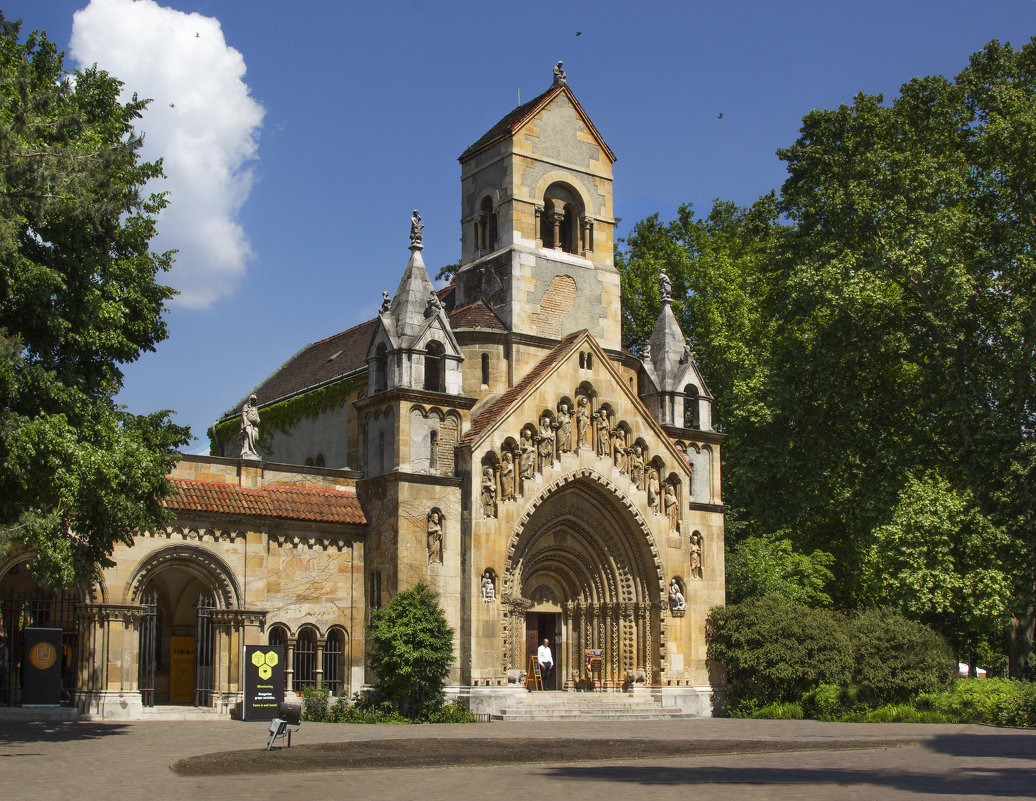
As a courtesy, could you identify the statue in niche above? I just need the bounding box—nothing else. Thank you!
[537,414,555,467]
[665,482,679,529]
[659,268,672,303]
[481,571,496,602]
[630,445,645,488]
[690,532,703,579]
[613,428,627,474]
[379,291,391,313]
[519,428,536,479]
[595,409,611,457]
[481,466,497,519]
[647,469,661,513]
[669,578,686,612]
[576,396,591,448]
[500,452,516,501]
[240,394,261,460]
[410,209,424,248]
[556,402,572,452]
[427,509,443,564]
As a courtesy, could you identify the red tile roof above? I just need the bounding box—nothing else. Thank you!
[461,330,584,445]
[163,479,367,525]
[459,86,558,162]
[448,300,507,331]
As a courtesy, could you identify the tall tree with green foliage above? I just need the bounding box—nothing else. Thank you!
[367,581,455,717]
[0,17,189,587]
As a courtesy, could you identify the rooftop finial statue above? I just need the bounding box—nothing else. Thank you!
[410,209,424,249]
[379,291,391,313]
[553,60,566,86]
[659,268,672,303]
[240,394,261,460]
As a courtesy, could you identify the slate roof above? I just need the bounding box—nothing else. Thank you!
[163,479,367,525]
[461,329,584,445]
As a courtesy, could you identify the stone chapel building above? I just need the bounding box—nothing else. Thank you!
[0,67,725,718]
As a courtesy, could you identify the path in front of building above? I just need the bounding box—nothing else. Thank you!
[1,717,1033,801]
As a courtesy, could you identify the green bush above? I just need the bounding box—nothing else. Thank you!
[850,608,956,705]
[988,682,1036,727]
[301,686,330,721]
[914,678,1019,722]
[800,683,859,721]
[419,702,479,724]
[748,701,804,719]
[368,582,455,718]
[707,595,853,707]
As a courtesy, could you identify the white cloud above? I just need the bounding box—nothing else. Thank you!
[70,0,264,308]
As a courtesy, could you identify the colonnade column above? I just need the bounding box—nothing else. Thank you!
[314,638,326,690]
[285,637,296,694]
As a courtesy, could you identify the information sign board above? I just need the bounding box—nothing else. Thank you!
[22,627,61,706]
[243,645,285,721]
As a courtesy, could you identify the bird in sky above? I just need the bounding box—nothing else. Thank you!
[717,113,724,119]
[576,31,582,36]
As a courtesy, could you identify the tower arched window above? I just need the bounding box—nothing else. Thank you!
[539,182,584,254]
[478,196,497,252]
[373,343,388,392]
[424,341,445,392]
[684,385,700,429]
[481,353,490,386]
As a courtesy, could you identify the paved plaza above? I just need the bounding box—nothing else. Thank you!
[1,717,1034,800]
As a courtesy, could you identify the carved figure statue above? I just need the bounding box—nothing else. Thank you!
[682,337,693,364]
[410,209,424,248]
[647,469,660,513]
[689,532,703,579]
[519,428,536,480]
[576,396,591,448]
[500,451,516,501]
[665,483,679,529]
[556,402,572,452]
[426,288,443,317]
[427,509,443,564]
[595,409,611,457]
[481,466,497,519]
[553,60,566,86]
[669,578,686,612]
[240,394,261,460]
[630,445,645,488]
[613,428,627,474]
[380,291,391,313]
[537,414,555,467]
[659,268,672,303]
[481,571,496,602]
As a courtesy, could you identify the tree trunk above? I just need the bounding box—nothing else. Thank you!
[1008,609,1034,678]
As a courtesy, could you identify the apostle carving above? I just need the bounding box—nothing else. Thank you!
[481,466,497,519]
[481,570,496,602]
[613,428,627,474]
[630,444,645,488]
[647,469,661,513]
[595,409,611,457]
[689,532,703,579]
[537,414,555,468]
[669,578,686,612]
[500,451,516,501]
[427,509,443,564]
[664,482,679,529]
[519,428,536,480]
[556,402,572,453]
[576,396,591,448]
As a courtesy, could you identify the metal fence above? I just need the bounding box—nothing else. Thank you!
[0,592,80,707]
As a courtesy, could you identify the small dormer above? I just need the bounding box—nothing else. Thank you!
[639,270,714,431]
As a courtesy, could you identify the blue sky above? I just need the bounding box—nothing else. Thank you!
[6,0,1036,452]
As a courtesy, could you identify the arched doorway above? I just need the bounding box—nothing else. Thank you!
[128,545,240,707]
[503,471,664,690]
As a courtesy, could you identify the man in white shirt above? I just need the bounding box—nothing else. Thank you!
[537,638,554,689]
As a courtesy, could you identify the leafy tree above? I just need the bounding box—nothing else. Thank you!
[0,18,189,586]
[726,535,834,607]
[367,581,454,717]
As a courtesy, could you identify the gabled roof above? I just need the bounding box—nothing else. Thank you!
[449,300,507,331]
[459,83,616,164]
[163,479,367,525]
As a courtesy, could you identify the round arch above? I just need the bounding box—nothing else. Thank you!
[125,544,241,609]
[0,550,106,603]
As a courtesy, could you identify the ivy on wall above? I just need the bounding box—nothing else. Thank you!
[207,375,364,456]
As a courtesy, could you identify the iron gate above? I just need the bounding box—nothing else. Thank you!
[139,592,158,708]
[0,591,80,706]
[195,596,215,707]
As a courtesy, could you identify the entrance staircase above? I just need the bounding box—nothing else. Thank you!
[491,691,698,721]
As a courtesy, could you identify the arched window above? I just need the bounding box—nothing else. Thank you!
[481,353,490,386]
[478,196,497,251]
[323,628,347,696]
[314,454,325,467]
[424,341,445,392]
[429,430,439,472]
[293,627,317,691]
[540,182,584,254]
[373,343,388,392]
[684,385,700,429]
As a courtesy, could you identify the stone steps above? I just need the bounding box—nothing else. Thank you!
[491,691,698,721]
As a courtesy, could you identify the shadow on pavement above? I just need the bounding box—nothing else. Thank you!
[925,731,1036,760]
[0,721,130,744]
[541,763,1036,797]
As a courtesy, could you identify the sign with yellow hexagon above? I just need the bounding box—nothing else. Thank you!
[243,645,285,721]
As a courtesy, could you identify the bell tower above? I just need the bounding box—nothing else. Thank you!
[454,64,621,349]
